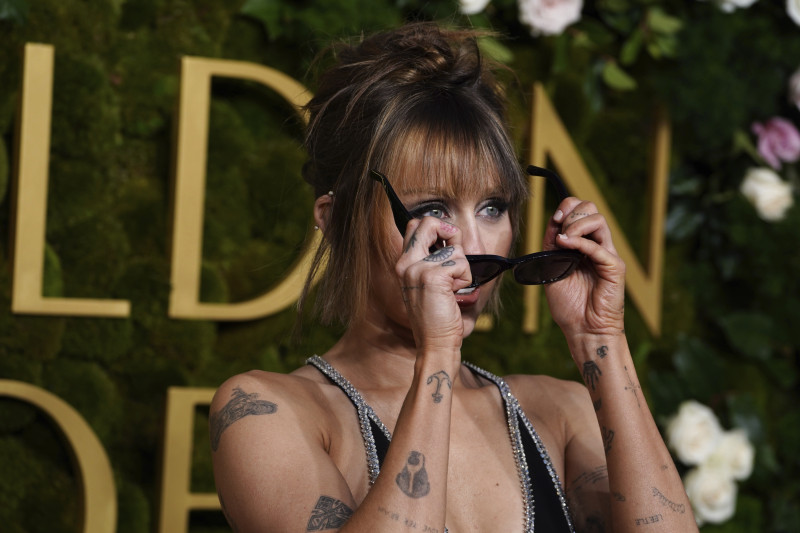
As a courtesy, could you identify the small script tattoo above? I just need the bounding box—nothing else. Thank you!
[306,495,354,531]
[570,465,608,492]
[423,246,454,263]
[624,365,642,408]
[583,361,602,391]
[209,386,277,451]
[597,345,608,358]
[441,259,456,267]
[634,514,664,526]
[396,451,430,498]
[652,487,686,514]
[602,426,615,453]
[378,506,439,533]
[426,370,452,403]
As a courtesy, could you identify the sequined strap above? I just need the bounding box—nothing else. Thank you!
[463,362,575,533]
[305,355,392,486]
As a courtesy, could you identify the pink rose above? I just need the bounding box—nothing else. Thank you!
[751,117,800,170]
[519,0,583,37]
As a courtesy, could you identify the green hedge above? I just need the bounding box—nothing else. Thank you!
[0,0,798,531]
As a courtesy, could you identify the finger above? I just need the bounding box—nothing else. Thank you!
[401,216,462,261]
[543,197,583,251]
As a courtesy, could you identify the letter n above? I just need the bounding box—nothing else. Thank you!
[524,84,669,336]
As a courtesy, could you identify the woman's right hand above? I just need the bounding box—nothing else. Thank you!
[394,217,472,355]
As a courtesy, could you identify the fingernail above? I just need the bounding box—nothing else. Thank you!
[553,210,564,223]
[440,222,458,234]
[558,233,569,242]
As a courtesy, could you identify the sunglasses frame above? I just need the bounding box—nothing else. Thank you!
[370,165,584,288]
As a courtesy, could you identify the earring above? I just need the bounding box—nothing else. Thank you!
[327,190,334,197]
[313,225,320,231]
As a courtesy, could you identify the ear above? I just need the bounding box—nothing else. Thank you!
[313,193,333,234]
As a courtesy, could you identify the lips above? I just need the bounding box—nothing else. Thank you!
[455,286,481,306]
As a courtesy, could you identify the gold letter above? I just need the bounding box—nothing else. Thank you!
[525,84,669,336]
[0,380,117,533]
[11,43,130,317]
[169,57,321,320]
[158,387,219,533]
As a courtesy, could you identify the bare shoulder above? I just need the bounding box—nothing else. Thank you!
[209,365,334,453]
[504,373,591,413]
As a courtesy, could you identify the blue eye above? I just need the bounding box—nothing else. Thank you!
[410,202,449,220]
[479,200,509,218]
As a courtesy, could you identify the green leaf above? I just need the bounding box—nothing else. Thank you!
[0,0,28,24]
[620,27,644,65]
[478,37,514,65]
[717,313,774,361]
[240,0,284,39]
[602,61,637,91]
[647,7,683,35]
[671,336,725,403]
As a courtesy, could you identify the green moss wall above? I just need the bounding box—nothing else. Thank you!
[1,1,799,532]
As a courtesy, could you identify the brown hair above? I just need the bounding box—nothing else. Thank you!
[299,22,528,327]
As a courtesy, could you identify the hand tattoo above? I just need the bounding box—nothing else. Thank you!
[209,386,277,451]
[423,246,454,262]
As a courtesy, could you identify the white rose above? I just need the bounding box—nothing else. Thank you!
[519,0,583,37]
[705,429,755,481]
[696,0,758,12]
[459,0,491,15]
[684,465,738,525]
[789,67,800,110]
[740,167,795,222]
[789,0,800,27]
[666,400,722,465]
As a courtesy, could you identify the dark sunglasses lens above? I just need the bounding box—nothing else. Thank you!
[469,260,505,285]
[514,255,580,285]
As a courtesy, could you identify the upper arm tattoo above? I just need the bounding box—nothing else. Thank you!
[307,495,354,531]
[210,386,277,451]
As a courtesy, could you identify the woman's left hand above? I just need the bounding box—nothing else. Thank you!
[542,197,626,338]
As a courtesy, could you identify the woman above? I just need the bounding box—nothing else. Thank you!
[210,22,698,532]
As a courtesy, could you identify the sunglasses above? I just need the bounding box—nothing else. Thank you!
[370,165,584,289]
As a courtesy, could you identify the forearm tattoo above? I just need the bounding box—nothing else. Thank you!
[396,451,430,498]
[423,245,454,262]
[597,345,608,358]
[652,487,686,514]
[624,365,642,408]
[583,361,602,391]
[426,370,452,403]
[602,426,615,453]
[306,495,354,531]
[209,386,277,451]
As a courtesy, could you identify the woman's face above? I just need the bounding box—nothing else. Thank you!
[367,169,515,339]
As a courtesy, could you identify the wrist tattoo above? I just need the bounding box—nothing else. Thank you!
[426,370,452,403]
[597,345,608,358]
[583,361,602,391]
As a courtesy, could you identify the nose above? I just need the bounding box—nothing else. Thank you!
[457,217,486,256]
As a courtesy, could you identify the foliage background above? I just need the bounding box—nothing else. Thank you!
[0,0,798,531]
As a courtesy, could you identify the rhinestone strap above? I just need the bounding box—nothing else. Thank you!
[464,362,575,532]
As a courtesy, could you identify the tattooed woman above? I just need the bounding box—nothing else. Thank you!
[209,22,698,533]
